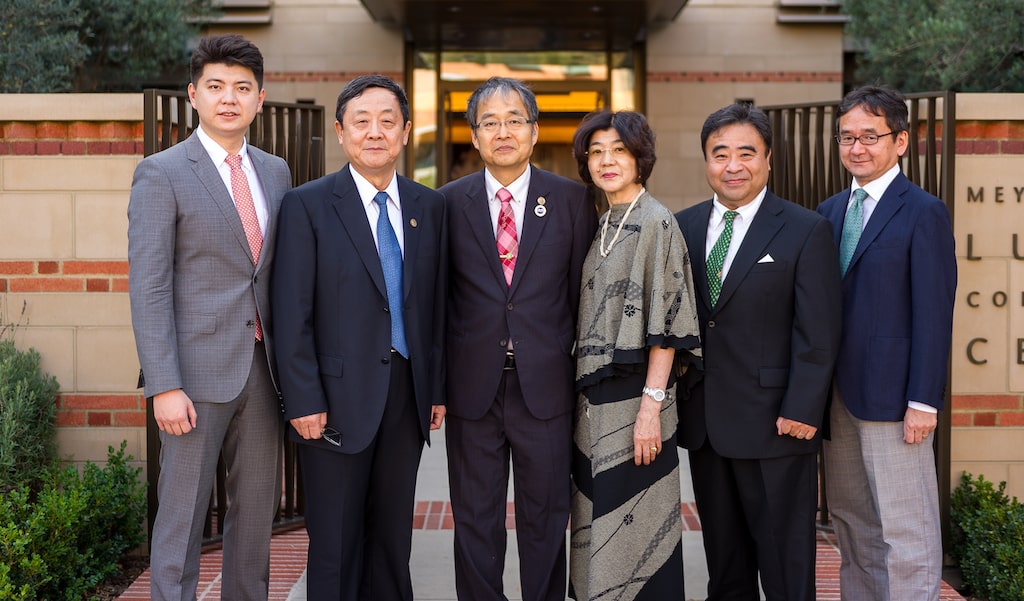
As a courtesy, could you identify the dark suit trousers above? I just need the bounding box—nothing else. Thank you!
[688,442,817,601]
[446,368,572,601]
[150,341,283,601]
[299,353,423,601]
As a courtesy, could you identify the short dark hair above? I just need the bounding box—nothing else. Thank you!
[572,110,656,186]
[190,34,265,90]
[837,85,909,135]
[700,103,772,158]
[465,77,539,127]
[335,74,410,125]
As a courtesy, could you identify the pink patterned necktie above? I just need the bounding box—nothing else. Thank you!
[226,154,263,340]
[496,187,518,287]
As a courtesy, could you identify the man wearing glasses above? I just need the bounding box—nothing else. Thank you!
[818,85,956,601]
[439,77,598,601]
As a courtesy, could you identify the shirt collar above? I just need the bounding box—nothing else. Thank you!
[711,185,767,224]
[351,167,400,209]
[853,163,901,202]
[484,165,531,204]
[195,124,249,168]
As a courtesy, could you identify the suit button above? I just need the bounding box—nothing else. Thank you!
[253,275,258,283]
[499,339,508,347]
[383,306,390,313]
[246,320,255,328]
[708,320,716,328]
[507,303,514,311]
[382,356,390,364]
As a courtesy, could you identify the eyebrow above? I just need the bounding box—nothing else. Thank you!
[590,139,624,147]
[710,143,758,153]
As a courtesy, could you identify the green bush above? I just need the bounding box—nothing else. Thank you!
[0,337,60,493]
[0,442,147,601]
[950,471,1024,601]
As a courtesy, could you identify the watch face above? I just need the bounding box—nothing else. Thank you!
[652,389,665,401]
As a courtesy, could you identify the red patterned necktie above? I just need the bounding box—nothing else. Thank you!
[226,154,264,340]
[496,187,518,287]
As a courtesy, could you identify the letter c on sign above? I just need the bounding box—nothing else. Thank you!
[966,338,988,365]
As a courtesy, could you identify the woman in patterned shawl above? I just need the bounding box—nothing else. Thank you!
[568,110,701,601]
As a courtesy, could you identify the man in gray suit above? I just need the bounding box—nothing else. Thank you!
[128,34,291,601]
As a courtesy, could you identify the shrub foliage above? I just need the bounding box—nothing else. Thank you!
[0,443,147,601]
[950,472,1024,600]
[0,337,59,493]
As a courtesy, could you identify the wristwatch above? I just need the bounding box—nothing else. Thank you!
[642,386,668,402]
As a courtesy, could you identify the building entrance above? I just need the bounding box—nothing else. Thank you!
[408,49,642,188]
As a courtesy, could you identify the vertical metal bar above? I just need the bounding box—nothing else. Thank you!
[937,90,956,556]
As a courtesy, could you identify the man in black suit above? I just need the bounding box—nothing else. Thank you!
[272,75,447,601]
[439,77,598,601]
[674,103,842,601]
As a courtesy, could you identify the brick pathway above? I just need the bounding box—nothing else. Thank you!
[118,502,965,600]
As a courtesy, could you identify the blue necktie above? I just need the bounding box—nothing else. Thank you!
[374,191,408,358]
[839,188,867,278]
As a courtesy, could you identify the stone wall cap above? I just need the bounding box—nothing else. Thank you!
[0,93,144,121]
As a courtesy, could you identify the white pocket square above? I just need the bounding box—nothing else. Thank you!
[757,254,774,264]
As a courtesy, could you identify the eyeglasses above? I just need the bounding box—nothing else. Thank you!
[473,117,533,133]
[835,132,895,146]
[586,146,631,160]
[321,427,342,447]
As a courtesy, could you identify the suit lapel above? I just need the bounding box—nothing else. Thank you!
[511,168,552,296]
[847,174,908,273]
[397,177,422,302]
[715,193,785,312]
[186,135,255,264]
[459,172,508,290]
[685,201,714,311]
[331,166,389,299]
[249,148,282,270]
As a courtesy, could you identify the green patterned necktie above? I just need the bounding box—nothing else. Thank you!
[707,210,738,306]
[839,188,867,277]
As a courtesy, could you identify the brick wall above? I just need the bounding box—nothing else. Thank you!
[0,94,144,470]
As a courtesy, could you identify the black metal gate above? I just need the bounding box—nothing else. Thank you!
[142,89,326,547]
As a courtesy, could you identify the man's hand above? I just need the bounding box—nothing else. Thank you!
[776,416,818,440]
[904,407,937,444]
[290,412,327,440]
[430,405,446,430]
[153,389,197,435]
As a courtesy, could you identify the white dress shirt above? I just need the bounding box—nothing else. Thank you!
[352,169,405,256]
[705,186,768,280]
[196,125,269,237]
[484,166,530,240]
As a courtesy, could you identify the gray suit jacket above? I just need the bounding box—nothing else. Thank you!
[128,133,292,402]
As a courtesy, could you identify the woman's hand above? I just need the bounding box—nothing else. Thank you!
[634,395,663,465]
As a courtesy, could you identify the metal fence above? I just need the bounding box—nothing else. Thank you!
[142,89,326,547]
[760,91,956,548]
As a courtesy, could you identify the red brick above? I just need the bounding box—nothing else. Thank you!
[113,411,147,427]
[111,278,130,292]
[11,141,35,154]
[8,277,84,292]
[87,411,112,426]
[984,122,1011,138]
[1002,140,1024,154]
[0,261,34,275]
[131,122,145,138]
[3,122,36,138]
[62,141,86,155]
[56,410,86,427]
[0,279,6,292]
[64,260,129,275]
[36,140,61,155]
[135,141,146,154]
[1009,122,1024,138]
[36,122,69,138]
[86,278,109,292]
[953,394,1021,410]
[951,412,973,427]
[85,141,110,154]
[99,122,134,139]
[111,140,137,154]
[0,142,10,154]
[68,122,101,138]
[973,412,997,426]
[957,122,984,139]
[999,411,1024,426]
[37,261,60,274]
[974,140,999,154]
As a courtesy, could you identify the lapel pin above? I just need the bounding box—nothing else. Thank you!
[410,218,418,228]
[534,196,547,218]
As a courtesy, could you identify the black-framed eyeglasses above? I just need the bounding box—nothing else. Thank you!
[321,427,342,447]
[835,132,895,146]
[472,117,533,133]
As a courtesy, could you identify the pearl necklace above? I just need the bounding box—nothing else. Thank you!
[598,187,645,257]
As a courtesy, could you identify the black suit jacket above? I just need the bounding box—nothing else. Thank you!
[675,192,842,459]
[271,164,447,453]
[440,167,598,420]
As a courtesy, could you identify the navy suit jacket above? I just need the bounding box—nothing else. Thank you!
[440,167,598,420]
[817,172,956,422]
[271,165,447,453]
[675,192,842,459]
